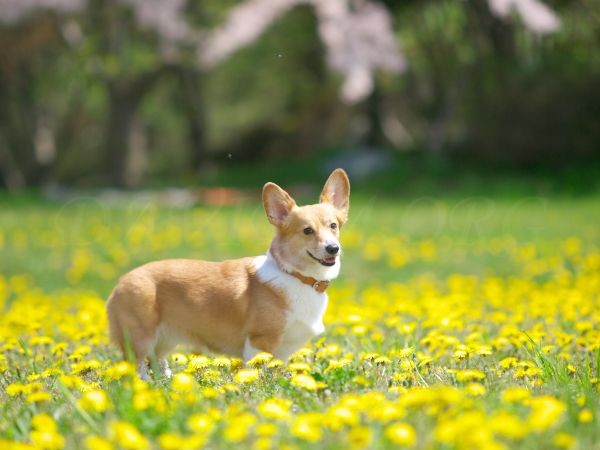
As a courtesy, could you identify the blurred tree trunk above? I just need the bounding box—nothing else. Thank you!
[365,82,386,147]
[467,1,516,62]
[0,16,59,188]
[178,67,207,171]
[426,80,463,155]
[105,83,138,187]
[0,139,25,190]
[104,70,166,187]
[0,66,44,187]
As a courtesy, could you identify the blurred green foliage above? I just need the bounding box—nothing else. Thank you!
[0,0,599,189]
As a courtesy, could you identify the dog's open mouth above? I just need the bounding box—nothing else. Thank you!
[307,251,336,267]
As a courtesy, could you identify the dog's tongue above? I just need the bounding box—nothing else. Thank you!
[323,257,336,264]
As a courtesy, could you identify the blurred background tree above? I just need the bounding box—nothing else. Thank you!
[0,0,598,190]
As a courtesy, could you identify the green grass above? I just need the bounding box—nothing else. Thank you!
[1,192,598,293]
[1,184,600,449]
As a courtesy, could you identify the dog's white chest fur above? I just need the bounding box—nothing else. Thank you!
[253,254,328,359]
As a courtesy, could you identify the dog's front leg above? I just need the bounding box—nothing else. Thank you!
[242,334,281,363]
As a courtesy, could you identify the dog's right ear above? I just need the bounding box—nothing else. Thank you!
[263,182,296,226]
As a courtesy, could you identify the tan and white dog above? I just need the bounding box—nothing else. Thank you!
[106,169,350,379]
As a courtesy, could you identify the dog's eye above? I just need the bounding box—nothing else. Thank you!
[303,227,314,235]
[330,223,337,229]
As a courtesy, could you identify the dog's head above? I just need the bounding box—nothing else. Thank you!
[263,168,350,280]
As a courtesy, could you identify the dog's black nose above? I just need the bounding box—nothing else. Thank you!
[326,244,339,255]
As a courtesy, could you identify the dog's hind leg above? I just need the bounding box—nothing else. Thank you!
[106,275,160,380]
[153,331,176,378]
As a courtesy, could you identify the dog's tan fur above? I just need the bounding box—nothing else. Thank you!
[106,258,288,360]
[106,169,350,376]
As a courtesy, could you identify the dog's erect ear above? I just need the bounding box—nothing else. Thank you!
[320,168,350,223]
[263,182,297,226]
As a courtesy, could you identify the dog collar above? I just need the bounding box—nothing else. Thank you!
[289,271,330,293]
[267,251,331,293]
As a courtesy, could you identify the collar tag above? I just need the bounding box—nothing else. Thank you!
[312,280,330,293]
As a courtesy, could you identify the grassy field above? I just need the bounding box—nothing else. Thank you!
[1,188,600,449]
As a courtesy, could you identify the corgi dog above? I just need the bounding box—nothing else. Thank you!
[106,169,350,379]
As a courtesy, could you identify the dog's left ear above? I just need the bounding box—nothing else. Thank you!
[320,168,350,224]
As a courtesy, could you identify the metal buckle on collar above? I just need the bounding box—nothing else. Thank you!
[313,280,329,292]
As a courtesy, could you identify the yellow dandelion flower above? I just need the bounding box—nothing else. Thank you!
[70,359,102,374]
[389,386,408,395]
[514,366,542,379]
[170,353,188,365]
[247,352,273,367]
[499,357,518,369]
[30,414,64,450]
[399,360,415,371]
[201,369,222,382]
[455,369,485,382]
[26,391,52,403]
[578,409,593,423]
[324,358,352,373]
[201,387,221,399]
[172,373,195,392]
[351,375,371,387]
[110,421,149,450]
[361,352,381,362]
[258,398,292,420]
[104,361,135,381]
[223,413,256,443]
[325,405,359,431]
[465,382,486,397]
[348,426,372,448]
[79,389,110,412]
[30,430,65,450]
[316,344,342,358]
[157,433,184,450]
[187,355,210,372]
[234,368,260,384]
[490,411,528,440]
[394,348,414,359]
[133,390,155,411]
[187,413,215,434]
[85,436,114,450]
[291,374,318,391]
[453,346,468,360]
[385,422,416,446]
[256,423,278,437]
[6,383,28,396]
[266,359,284,369]
[41,368,63,378]
[212,356,233,369]
[553,432,576,449]
[351,325,368,336]
[290,348,313,359]
[501,387,530,403]
[254,437,272,450]
[528,396,566,431]
[29,336,54,346]
[288,362,311,373]
[417,354,434,366]
[291,413,323,442]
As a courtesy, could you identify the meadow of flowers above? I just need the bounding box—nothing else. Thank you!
[1,195,599,449]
